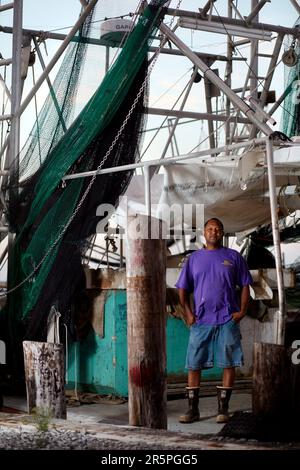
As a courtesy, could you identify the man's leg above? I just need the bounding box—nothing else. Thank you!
[180,323,214,423]
[215,318,243,424]
[216,367,235,423]
[179,370,201,423]
[222,367,235,387]
[188,369,201,387]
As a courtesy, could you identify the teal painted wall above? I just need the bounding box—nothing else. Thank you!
[67,290,222,396]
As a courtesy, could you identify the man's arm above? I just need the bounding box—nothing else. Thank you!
[178,288,195,326]
[232,285,250,323]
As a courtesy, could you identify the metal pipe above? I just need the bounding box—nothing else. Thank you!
[119,237,124,269]
[230,39,258,143]
[230,0,246,22]
[149,46,229,63]
[265,138,286,346]
[17,0,98,119]
[200,0,217,17]
[204,74,215,149]
[233,39,251,46]
[268,86,293,117]
[225,0,233,148]
[179,17,272,41]
[167,119,175,156]
[149,46,237,62]
[63,136,267,181]
[0,2,13,12]
[0,59,12,66]
[158,68,198,161]
[232,86,251,93]
[0,136,8,162]
[6,0,23,295]
[0,24,105,46]
[8,0,23,181]
[250,0,259,106]
[32,37,67,133]
[0,73,11,101]
[144,165,151,217]
[0,243,8,268]
[147,107,252,124]
[167,7,300,37]
[0,115,11,121]
[105,46,110,73]
[259,33,284,108]
[0,25,244,62]
[160,23,273,136]
[248,97,276,125]
[289,0,300,16]
[245,0,271,24]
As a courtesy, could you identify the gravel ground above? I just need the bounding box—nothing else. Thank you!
[0,427,164,450]
[0,425,299,450]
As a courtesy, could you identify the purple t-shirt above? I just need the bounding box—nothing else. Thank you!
[175,247,253,325]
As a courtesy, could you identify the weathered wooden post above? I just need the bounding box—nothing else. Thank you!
[252,342,290,420]
[126,214,167,428]
[23,341,66,419]
[253,342,300,421]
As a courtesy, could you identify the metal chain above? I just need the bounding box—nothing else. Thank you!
[168,0,182,29]
[1,1,183,297]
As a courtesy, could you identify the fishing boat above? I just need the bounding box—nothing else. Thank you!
[0,0,300,422]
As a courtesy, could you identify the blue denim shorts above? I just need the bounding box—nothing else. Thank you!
[186,319,244,369]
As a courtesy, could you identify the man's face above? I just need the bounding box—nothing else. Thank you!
[203,220,224,247]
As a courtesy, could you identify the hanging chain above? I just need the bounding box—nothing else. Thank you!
[1,1,183,297]
[168,0,183,29]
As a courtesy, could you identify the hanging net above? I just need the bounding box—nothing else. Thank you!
[281,18,300,137]
[1,0,169,374]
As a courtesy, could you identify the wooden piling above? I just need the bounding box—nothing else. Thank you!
[23,341,66,419]
[253,342,300,421]
[126,214,167,428]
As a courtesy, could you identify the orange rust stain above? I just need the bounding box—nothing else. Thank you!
[127,277,152,290]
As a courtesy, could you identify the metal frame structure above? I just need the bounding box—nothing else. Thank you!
[1,0,300,345]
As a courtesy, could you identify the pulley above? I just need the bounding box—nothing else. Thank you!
[282,37,298,67]
[282,47,298,67]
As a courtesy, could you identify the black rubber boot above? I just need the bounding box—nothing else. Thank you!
[179,387,200,423]
[216,386,232,423]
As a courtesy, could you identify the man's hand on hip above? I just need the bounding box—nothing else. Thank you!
[186,311,196,326]
[232,311,245,323]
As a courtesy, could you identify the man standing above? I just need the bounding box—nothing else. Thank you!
[176,218,252,424]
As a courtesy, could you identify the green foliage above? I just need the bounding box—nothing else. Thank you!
[31,406,53,433]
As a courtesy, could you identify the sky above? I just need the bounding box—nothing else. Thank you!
[0,0,300,267]
[0,0,299,152]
